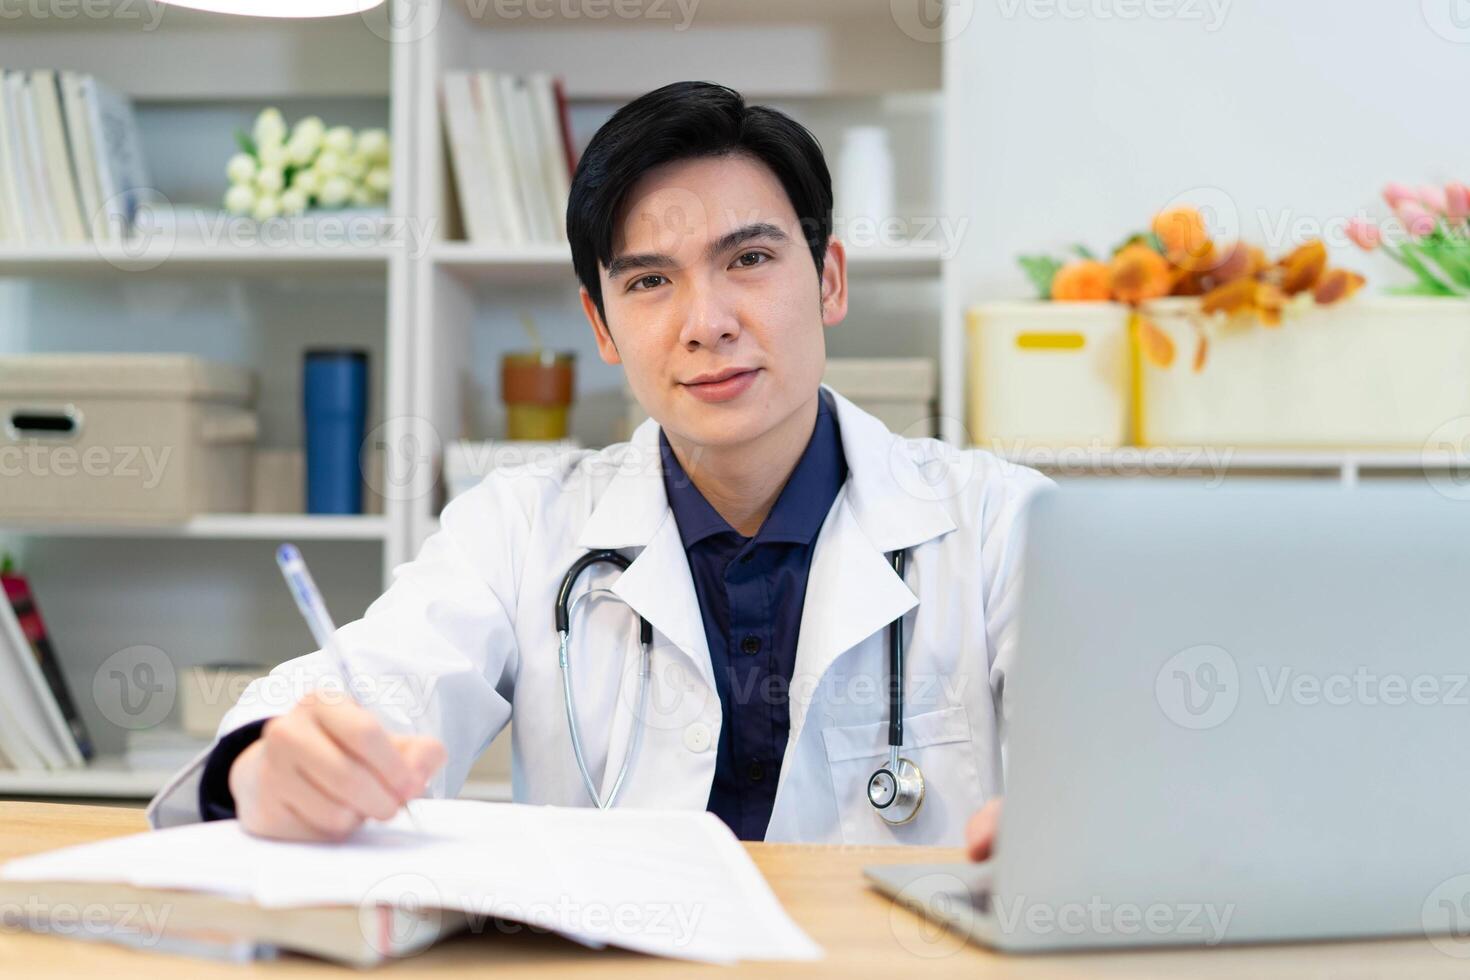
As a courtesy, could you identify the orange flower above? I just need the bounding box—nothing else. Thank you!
[1110,244,1172,304]
[1313,268,1366,304]
[1201,278,1286,326]
[1050,259,1112,301]
[1210,242,1266,284]
[1134,314,1176,368]
[1275,240,1328,295]
[1153,206,1214,271]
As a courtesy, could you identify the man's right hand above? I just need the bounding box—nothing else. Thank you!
[228,690,447,841]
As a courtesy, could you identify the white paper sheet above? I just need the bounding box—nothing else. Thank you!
[1,799,822,964]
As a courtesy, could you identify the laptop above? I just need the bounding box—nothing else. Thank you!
[867,483,1470,953]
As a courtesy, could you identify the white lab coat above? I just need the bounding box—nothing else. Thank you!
[148,386,1051,845]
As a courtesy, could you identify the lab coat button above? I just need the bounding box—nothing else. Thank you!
[683,722,712,753]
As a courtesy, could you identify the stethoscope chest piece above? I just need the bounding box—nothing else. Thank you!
[867,754,924,826]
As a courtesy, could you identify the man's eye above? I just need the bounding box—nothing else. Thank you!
[734,251,769,268]
[629,274,667,291]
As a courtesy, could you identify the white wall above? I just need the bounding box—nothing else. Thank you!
[945,0,1470,302]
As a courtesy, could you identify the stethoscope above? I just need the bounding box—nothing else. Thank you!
[555,548,925,825]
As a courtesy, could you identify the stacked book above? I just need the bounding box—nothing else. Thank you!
[0,68,150,246]
[0,561,94,771]
[441,70,575,247]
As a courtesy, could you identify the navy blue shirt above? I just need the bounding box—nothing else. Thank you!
[659,390,847,841]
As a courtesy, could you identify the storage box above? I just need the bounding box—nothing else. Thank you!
[821,357,937,437]
[1138,296,1470,449]
[967,302,1131,450]
[0,354,258,522]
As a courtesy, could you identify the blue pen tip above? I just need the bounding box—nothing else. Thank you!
[277,544,299,565]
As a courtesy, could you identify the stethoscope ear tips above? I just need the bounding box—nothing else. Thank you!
[868,757,924,826]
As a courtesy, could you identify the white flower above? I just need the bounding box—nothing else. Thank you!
[291,168,320,196]
[341,152,369,181]
[258,142,287,169]
[352,185,379,207]
[252,107,286,149]
[355,128,389,163]
[286,134,319,167]
[322,126,354,155]
[365,165,391,195]
[255,166,285,194]
[224,183,256,215]
[252,194,281,222]
[290,115,325,146]
[280,187,309,216]
[319,176,353,208]
[314,150,343,177]
[225,153,257,185]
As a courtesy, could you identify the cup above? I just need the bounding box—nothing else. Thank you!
[501,351,575,440]
[303,348,368,514]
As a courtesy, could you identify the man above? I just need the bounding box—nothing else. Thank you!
[148,81,1047,851]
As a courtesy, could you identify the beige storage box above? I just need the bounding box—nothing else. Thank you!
[0,354,258,522]
[1139,296,1470,449]
[968,302,1132,450]
[821,358,937,437]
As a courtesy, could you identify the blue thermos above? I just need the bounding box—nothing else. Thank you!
[303,349,368,515]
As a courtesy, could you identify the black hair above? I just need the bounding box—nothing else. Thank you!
[566,80,833,326]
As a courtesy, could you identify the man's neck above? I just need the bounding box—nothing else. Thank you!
[664,393,821,538]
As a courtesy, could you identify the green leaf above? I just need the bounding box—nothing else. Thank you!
[234,129,257,157]
[1110,231,1161,256]
[0,553,12,576]
[1017,254,1065,300]
[1072,243,1097,260]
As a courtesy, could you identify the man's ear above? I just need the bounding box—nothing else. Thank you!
[581,286,622,365]
[819,236,849,327]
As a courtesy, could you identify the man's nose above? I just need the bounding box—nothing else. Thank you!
[677,281,741,350]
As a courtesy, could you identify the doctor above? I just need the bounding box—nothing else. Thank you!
[148,80,1049,847]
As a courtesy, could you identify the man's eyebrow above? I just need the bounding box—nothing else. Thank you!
[604,222,792,281]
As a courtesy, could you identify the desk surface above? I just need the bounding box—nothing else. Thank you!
[0,802,1457,978]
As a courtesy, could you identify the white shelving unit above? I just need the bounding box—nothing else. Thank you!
[8,1,1439,803]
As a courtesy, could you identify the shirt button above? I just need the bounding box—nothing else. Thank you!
[740,634,762,656]
[682,722,712,753]
[748,761,765,783]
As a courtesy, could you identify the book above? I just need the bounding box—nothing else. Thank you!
[441,72,503,243]
[82,74,150,243]
[2,799,822,965]
[1,569,94,761]
[0,570,84,768]
[6,72,58,244]
[0,72,18,243]
[475,70,529,245]
[528,72,570,245]
[0,879,466,966]
[498,72,554,243]
[29,69,88,243]
[59,70,104,241]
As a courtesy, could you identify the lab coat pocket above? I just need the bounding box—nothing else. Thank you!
[821,705,982,846]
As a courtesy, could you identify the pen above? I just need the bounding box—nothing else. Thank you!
[275,543,424,831]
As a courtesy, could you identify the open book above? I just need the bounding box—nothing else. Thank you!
[0,799,822,966]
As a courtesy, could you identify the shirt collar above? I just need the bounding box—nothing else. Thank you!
[659,388,848,550]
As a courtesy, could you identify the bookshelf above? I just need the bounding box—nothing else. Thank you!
[5,0,1453,803]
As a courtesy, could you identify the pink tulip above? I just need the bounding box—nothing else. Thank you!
[1346,216,1382,250]
[1383,182,1417,208]
[1446,182,1470,223]
[1395,201,1437,238]
[1418,183,1449,214]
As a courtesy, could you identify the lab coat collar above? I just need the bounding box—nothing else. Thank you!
[574,385,959,720]
[576,384,955,554]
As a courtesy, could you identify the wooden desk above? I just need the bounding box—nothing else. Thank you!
[0,802,1456,977]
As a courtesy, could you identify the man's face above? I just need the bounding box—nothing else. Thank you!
[581,153,847,452]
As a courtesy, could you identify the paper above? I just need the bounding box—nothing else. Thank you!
[1,799,821,964]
